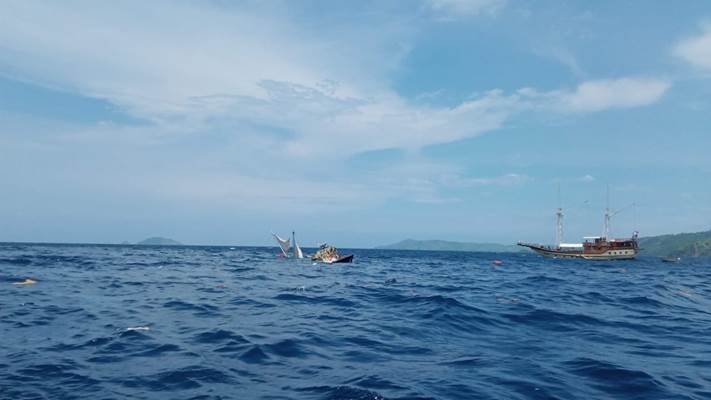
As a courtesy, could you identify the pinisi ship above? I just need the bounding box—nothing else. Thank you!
[518,192,639,260]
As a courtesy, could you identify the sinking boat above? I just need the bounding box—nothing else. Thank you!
[332,254,354,264]
[272,231,304,259]
[311,244,353,264]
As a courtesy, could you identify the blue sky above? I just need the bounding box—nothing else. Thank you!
[1,0,710,247]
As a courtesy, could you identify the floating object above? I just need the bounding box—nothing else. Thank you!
[13,278,37,285]
[293,232,304,259]
[661,256,681,263]
[312,244,353,264]
[272,231,304,259]
[126,326,150,332]
[493,260,503,265]
[273,233,290,257]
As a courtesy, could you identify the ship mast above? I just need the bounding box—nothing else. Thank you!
[603,185,611,239]
[555,184,563,247]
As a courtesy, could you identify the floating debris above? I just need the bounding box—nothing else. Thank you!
[13,278,37,285]
[126,326,150,332]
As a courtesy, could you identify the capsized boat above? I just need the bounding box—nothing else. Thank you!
[332,254,354,263]
[311,244,353,264]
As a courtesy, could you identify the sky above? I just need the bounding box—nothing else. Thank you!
[1,0,710,247]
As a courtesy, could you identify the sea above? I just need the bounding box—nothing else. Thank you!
[1,243,711,400]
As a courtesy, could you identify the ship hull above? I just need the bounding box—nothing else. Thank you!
[519,243,637,260]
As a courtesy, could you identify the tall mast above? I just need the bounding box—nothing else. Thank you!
[555,184,563,247]
[603,185,611,239]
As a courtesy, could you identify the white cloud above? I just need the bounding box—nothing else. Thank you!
[519,78,670,113]
[0,2,670,159]
[0,1,673,220]
[0,1,407,118]
[0,1,516,159]
[674,24,711,70]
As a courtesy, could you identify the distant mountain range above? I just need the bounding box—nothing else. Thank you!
[376,239,525,253]
[378,230,711,257]
[135,237,182,246]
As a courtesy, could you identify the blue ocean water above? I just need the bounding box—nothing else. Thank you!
[1,243,711,400]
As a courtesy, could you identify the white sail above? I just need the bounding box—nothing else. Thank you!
[293,231,304,259]
[272,233,290,257]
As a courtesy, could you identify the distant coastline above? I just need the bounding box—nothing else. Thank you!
[638,230,711,257]
[378,229,711,257]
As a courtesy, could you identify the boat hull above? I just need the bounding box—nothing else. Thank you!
[333,254,354,263]
[519,243,637,260]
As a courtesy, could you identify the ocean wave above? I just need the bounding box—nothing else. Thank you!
[564,357,670,398]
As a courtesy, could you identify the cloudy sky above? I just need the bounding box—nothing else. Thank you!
[1,0,710,247]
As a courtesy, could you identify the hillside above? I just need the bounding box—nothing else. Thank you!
[136,237,182,246]
[639,230,711,257]
[376,239,525,253]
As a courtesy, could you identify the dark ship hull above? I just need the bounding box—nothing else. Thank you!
[518,235,638,260]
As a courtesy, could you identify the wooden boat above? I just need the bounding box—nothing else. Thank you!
[519,235,639,260]
[312,244,353,264]
[332,254,354,263]
[519,187,639,260]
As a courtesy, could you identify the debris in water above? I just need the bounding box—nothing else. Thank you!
[126,326,150,332]
[13,278,37,285]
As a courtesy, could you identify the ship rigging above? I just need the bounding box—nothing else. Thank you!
[518,187,639,260]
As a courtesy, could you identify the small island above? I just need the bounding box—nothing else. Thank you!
[135,237,183,246]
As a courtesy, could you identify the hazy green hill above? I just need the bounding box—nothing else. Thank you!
[639,230,711,257]
[376,239,525,253]
[136,237,182,246]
